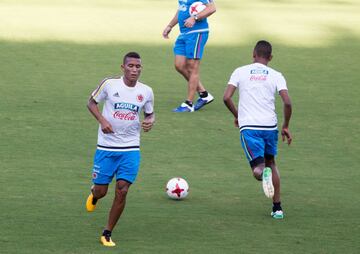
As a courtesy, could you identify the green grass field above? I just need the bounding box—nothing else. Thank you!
[1,0,360,253]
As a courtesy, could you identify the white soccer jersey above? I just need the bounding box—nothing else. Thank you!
[228,63,288,131]
[91,76,154,151]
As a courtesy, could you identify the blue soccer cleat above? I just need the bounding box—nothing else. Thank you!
[194,93,214,111]
[172,102,194,112]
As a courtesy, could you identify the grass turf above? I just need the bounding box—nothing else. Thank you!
[0,0,359,253]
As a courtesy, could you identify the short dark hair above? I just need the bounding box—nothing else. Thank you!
[254,40,272,59]
[123,52,141,64]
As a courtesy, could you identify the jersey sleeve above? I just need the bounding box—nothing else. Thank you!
[228,69,239,87]
[143,88,154,114]
[275,73,288,92]
[91,79,108,103]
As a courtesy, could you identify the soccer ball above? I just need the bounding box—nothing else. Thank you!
[189,1,206,16]
[166,177,189,200]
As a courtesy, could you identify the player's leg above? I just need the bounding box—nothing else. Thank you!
[264,131,283,219]
[100,150,140,247]
[86,149,114,212]
[100,179,131,247]
[265,155,280,203]
[105,180,131,232]
[240,129,274,198]
[86,184,108,212]
[185,32,214,111]
[240,130,264,179]
[185,58,201,104]
[174,55,206,93]
[173,36,194,112]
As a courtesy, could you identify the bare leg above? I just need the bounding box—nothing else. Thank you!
[174,55,206,94]
[105,180,131,231]
[252,163,265,181]
[92,184,108,199]
[185,59,201,102]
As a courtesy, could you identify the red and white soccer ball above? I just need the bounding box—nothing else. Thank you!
[189,1,206,16]
[166,177,189,200]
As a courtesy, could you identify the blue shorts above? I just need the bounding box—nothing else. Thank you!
[91,149,141,185]
[240,129,278,163]
[174,32,209,59]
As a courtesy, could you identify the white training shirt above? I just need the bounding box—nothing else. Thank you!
[228,63,288,131]
[91,76,154,151]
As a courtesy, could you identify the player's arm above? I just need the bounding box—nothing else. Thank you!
[87,97,114,134]
[163,10,179,39]
[223,85,239,128]
[279,90,292,145]
[142,112,155,132]
[197,1,216,20]
[184,1,216,28]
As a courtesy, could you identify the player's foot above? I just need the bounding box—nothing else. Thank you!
[172,102,194,112]
[194,93,214,111]
[86,188,98,212]
[262,167,274,198]
[271,210,284,219]
[100,235,116,247]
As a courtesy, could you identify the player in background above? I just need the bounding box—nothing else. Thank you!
[162,0,216,112]
[85,52,155,246]
[223,40,292,219]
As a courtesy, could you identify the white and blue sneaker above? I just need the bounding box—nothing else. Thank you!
[172,102,194,113]
[262,167,274,198]
[194,93,214,111]
[271,210,284,219]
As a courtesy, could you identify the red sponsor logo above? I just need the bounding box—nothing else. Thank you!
[113,111,137,120]
[92,172,97,179]
[137,94,144,102]
[250,75,267,81]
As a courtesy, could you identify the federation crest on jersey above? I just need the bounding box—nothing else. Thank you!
[137,94,144,102]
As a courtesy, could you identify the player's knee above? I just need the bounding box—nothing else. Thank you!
[253,170,263,181]
[115,187,128,200]
[175,62,186,74]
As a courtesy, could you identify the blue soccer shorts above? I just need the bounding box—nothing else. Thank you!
[91,149,141,185]
[240,129,278,166]
[174,32,209,59]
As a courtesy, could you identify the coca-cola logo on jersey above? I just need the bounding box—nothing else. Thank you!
[250,75,267,81]
[113,111,137,121]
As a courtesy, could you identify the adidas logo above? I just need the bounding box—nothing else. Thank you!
[113,92,120,97]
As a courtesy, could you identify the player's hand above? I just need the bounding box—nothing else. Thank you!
[142,120,154,132]
[281,127,292,145]
[100,119,114,134]
[234,118,239,128]
[162,26,172,39]
[184,17,196,28]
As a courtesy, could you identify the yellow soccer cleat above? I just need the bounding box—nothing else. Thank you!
[86,193,97,212]
[100,236,116,247]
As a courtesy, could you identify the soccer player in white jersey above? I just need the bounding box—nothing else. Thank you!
[85,52,155,246]
[162,0,216,112]
[223,41,292,219]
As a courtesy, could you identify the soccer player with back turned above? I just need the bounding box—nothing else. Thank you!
[223,40,292,219]
[85,52,155,246]
[162,0,216,112]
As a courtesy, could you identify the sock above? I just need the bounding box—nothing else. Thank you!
[102,229,112,240]
[185,100,193,107]
[199,91,208,98]
[273,202,282,212]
